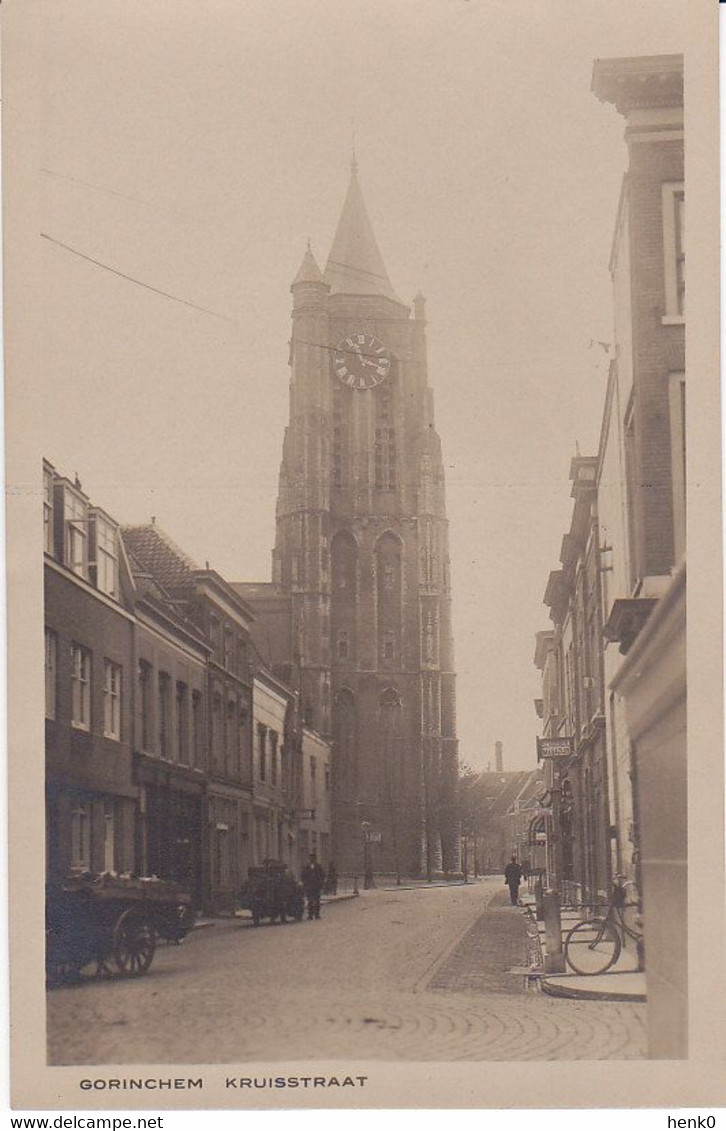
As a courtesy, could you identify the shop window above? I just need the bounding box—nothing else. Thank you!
[71,804,91,870]
[104,803,116,873]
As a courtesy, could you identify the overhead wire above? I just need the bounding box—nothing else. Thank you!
[40,232,234,322]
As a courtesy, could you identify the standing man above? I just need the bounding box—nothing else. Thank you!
[302,852,325,920]
[504,855,523,906]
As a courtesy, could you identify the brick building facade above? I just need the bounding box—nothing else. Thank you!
[44,461,336,914]
[122,525,257,913]
[44,461,137,882]
[532,54,686,1057]
[594,53,687,1060]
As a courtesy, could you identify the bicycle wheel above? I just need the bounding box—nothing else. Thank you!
[564,918,621,976]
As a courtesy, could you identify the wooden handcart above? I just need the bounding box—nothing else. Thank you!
[46,873,196,987]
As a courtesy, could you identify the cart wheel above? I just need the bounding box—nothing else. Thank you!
[113,909,156,976]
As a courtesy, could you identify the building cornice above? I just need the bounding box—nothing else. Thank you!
[44,557,135,624]
[592,55,683,115]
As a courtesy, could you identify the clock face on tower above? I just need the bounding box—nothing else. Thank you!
[332,334,391,390]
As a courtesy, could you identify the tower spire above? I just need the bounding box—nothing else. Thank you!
[292,241,325,288]
[324,165,399,301]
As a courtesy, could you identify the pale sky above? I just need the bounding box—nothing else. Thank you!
[35,0,686,770]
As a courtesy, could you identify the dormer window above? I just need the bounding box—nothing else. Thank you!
[43,465,55,556]
[63,488,88,578]
[89,511,118,597]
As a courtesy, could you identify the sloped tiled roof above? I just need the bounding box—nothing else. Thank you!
[121,524,198,594]
[477,771,532,817]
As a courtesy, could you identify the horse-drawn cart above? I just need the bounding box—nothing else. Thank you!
[46,873,196,986]
[238,860,305,926]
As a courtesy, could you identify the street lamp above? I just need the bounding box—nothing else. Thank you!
[361,820,375,889]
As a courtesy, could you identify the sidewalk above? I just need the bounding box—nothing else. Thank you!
[520,892,647,1003]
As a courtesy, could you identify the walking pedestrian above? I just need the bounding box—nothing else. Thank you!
[504,855,523,906]
[301,852,325,920]
[325,860,338,896]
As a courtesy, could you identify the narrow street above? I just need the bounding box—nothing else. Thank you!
[47,879,646,1063]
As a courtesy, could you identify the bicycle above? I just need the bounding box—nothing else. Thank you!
[563,875,643,976]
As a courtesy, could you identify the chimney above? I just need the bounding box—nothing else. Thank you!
[495,741,503,773]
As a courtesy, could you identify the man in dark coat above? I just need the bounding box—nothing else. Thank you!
[301,852,326,920]
[504,855,523,906]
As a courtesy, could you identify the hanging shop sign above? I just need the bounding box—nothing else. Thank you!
[536,736,574,761]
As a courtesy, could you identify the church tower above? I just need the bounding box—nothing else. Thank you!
[273,161,459,876]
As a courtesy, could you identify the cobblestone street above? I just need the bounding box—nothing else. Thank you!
[47,878,646,1064]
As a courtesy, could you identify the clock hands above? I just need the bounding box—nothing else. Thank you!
[333,334,390,388]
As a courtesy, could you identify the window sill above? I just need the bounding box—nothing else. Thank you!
[103,732,121,743]
[71,721,90,732]
[661,314,685,326]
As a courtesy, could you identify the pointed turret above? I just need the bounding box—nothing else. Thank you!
[324,163,400,302]
[292,241,326,288]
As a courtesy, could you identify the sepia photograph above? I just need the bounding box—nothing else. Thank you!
[4,0,724,1112]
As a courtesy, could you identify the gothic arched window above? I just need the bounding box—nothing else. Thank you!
[378,687,403,801]
[333,688,358,801]
[376,532,402,667]
[331,531,358,669]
